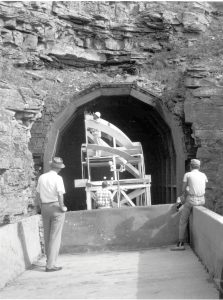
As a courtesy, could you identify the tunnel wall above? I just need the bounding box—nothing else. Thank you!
[0,215,42,289]
[60,204,180,253]
[190,206,223,291]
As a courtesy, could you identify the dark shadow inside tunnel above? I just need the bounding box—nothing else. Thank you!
[56,95,176,211]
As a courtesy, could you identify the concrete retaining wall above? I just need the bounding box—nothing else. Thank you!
[0,215,42,289]
[190,206,223,290]
[61,204,180,253]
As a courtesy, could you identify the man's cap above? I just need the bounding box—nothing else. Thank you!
[102,181,108,188]
[49,157,65,169]
[93,112,101,118]
[190,159,200,167]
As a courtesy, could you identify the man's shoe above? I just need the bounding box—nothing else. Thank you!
[171,242,185,251]
[45,266,62,272]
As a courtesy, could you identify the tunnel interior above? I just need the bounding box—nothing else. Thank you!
[56,95,176,211]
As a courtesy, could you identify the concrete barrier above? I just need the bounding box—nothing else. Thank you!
[61,204,180,253]
[0,215,42,289]
[190,206,223,290]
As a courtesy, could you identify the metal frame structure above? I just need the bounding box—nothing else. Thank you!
[74,113,151,209]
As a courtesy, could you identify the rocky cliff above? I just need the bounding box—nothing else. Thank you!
[1,1,223,223]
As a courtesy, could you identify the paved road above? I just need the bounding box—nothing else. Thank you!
[0,246,219,299]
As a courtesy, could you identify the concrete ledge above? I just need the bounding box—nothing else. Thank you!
[190,206,223,289]
[61,204,180,253]
[0,215,42,289]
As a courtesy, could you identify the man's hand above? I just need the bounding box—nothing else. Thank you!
[176,196,182,211]
[60,206,67,212]
[36,205,41,214]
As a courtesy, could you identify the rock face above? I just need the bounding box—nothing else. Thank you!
[1,1,223,222]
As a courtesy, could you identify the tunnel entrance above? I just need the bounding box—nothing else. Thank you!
[56,96,176,210]
[44,84,186,211]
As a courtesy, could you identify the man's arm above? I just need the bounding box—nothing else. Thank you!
[181,172,188,197]
[175,177,187,210]
[57,176,67,212]
[182,182,187,195]
[58,193,67,212]
[35,192,42,214]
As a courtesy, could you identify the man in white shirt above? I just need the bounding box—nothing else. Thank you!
[36,157,67,272]
[92,111,102,157]
[172,159,208,251]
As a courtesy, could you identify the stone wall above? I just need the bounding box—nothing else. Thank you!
[1,1,223,221]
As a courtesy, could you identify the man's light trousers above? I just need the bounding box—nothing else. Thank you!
[41,202,65,269]
[179,196,205,242]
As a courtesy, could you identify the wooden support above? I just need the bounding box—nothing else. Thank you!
[86,118,134,148]
[75,113,152,209]
[86,144,133,161]
[145,175,151,206]
[86,188,92,210]
[120,190,136,206]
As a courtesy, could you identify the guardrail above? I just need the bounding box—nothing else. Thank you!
[0,215,41,289]
[190,206,223,291]
[60,204,180,253]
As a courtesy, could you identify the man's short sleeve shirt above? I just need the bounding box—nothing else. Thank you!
[36,170,65,203]
[183,169,208,197]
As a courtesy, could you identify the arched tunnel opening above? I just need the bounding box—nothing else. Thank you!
[55,95,177,211]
